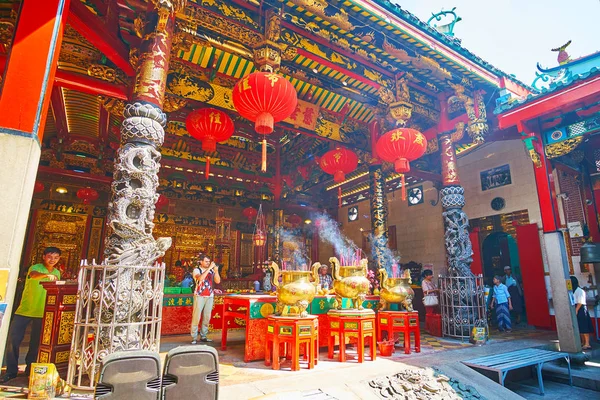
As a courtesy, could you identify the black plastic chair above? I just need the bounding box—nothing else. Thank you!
[162,345,219,400]
[94,350,161,400]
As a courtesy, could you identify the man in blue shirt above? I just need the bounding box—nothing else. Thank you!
[490,275,513,332]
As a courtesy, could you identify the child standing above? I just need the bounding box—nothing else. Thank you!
[490,275,513,332]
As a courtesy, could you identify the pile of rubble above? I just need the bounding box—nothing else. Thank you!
[368,367,483,400]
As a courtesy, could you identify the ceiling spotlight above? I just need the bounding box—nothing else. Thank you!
[55,187,68,194]
[342,81,348,86]
[312,68,318,73]
[304,219,312,224]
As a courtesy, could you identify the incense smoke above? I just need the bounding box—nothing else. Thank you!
[368,233,400,277]
[278,228,310,270]
[310,212,360,264]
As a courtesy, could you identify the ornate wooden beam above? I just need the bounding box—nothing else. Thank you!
[50,87,69,139]
[38,165,113,184]
[67,0,135,76]
[54,69,129,99]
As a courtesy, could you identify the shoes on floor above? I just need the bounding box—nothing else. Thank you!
[191,340,197,345]
[505,329,512,333]
[0,373,17,383]
[200,337,212,343]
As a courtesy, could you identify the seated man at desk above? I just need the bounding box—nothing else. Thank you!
[1,247,61,383]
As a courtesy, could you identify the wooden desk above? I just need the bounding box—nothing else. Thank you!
[39,282,78,375]
[221,295,277,362]
[264,315,318,371]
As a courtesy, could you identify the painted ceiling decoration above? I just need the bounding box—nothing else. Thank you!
[0,0,532,207]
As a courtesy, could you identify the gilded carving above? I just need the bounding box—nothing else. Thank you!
[448,83,488,144]
[47,296,56,306]
[450,121,466,143]
[88,64,117,82]
[58,311,75,345]
[101,97,125,117]
[42,312,54,345]
[39,352,50,364]
[0,20,15,50]
[425,136,439,154]
[180,6,262,47]
[151,0,187,15]
[291,0,354,31]
[529,148,542,168]
[163,94,188,112]
[369,166,390,272]
[55,351,71,364]
[545,136,584,159]
[63,295,77,305]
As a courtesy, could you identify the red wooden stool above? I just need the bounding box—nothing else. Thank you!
[264,315,318,371]
[377,311,420,354]
[327,309,376,363]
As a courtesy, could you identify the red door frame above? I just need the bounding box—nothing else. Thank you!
[515,223,552,329]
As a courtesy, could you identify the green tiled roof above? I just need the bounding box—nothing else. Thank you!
[494,66,600,114]
[370,0,532,90]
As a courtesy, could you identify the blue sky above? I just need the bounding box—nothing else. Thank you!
[395,0,600,85]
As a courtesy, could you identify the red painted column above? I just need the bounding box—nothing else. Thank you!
[439,134,460,186]
[0,0,70,365]
[0,0,70,140]
[521,129,561,232]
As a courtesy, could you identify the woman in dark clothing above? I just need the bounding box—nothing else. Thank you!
[570,276,593,350]
[503,266,524,324]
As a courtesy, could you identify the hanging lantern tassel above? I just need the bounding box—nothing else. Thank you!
[261,138,267,172]
[338,186,342,208]
[401,174,406,201]
[205,156,211,180]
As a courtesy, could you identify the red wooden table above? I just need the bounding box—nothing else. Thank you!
[264,315,319,371]
[377,310,421,354]
[221,295,277,362]
[327,309,376,363]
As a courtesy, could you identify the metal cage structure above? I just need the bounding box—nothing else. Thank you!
[439,274,488,340]
[67,261,165,389]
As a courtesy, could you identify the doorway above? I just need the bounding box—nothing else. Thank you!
[482,232,521,286]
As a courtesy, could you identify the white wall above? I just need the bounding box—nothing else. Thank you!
[334,139,546,280]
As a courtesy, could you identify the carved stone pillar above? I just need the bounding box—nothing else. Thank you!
[271,209,284,262]
[69,2,185,388]
[439,134,474,277]
[369,164,391,272]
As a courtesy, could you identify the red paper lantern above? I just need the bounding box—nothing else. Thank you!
[319,147,358,207]
[287,214,303,227]
[375,128,427,200]
[77,188,99,205]
[232,72,298,171]
[319,147,359,183]
[156,194,169,210]
[186,108,234,179]
[33,181,45,194]
[242,206,258,222]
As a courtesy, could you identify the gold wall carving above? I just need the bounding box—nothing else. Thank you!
[63,295,77,305]
[57,311,75,345]
[545,136,584,159]
[39,351,50,364]
[55,351,71,364]
[30,212,87,280]
[42,312,54,345]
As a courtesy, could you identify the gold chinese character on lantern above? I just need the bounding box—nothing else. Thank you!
[239,77,251,92]
[265,73,280,87]
[391,130,405,142]
[413,133,424,145]
[333,152,342,162]
[209,112,222,124]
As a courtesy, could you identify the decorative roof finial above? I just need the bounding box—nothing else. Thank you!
[427,7,462,37]
[551,40,572,65]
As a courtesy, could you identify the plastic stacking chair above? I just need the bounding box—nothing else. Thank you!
[162,345,219,400]
[94,350,161,400]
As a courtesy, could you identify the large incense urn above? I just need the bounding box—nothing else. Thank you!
[272,262,319,317]
[330,257,370,310]
[378,268,414,311]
